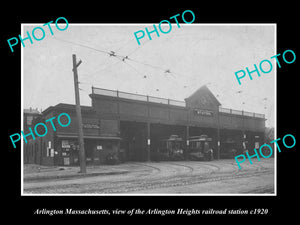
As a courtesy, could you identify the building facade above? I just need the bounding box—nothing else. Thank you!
[24,85,265,166]
[23,108,41,164]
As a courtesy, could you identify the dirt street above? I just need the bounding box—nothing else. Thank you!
[23,158,275,195]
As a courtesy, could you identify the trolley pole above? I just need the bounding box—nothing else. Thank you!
[72,54,86,174]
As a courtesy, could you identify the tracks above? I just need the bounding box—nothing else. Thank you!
[23,159,275,194]
[164,162,195,173]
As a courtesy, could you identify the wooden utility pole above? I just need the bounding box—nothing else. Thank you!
[72,54,86,173]
[217,109,220,160]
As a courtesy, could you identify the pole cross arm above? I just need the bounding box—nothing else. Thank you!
[72,60,82,72]
[76,60,82,68]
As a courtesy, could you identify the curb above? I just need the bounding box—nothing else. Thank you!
[24,171,129,182]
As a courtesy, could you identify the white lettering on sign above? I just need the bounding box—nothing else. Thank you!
[194,109,213,116]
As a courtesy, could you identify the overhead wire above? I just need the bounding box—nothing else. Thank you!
[113,37,135,53]
[53,37,110,55]
[120,59,145,78]
[53,37,184,80]
[53,37,272,109]
[80,56,122,79]
[53,37,183,87]
[126,38,152,57]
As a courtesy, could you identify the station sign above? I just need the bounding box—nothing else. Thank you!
[194,109,213,117]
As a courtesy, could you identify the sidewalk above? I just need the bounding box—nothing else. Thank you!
[23,164,131,182]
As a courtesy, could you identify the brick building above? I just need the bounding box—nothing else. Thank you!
[24,85,265,166]
[23,107,41,164]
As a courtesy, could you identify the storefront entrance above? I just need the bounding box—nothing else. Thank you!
[58,137,120,166]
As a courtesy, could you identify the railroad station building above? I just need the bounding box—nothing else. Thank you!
[24,85,266,166]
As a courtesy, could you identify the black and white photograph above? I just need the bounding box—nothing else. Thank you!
[21,23,275,195]
[2,5,299,221]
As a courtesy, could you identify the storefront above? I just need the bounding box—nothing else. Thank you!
[26,103,121,166]
[55,136,120,166]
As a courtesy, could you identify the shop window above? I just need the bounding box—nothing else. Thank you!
[64,157,70,165]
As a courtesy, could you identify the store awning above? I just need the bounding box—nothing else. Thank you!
[56,134,121,140]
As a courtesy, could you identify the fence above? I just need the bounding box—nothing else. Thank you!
[148,96,169,104]
[92,87,118,97]
[92,87,186,107]
[118,91,147,102]
[92,87,265,118]
[219,107,265,118]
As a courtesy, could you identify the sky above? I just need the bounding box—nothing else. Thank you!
[22,23,275,127]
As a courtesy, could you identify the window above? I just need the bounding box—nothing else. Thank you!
[27,116,33,125]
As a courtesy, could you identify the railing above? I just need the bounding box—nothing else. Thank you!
[92,87,118,97]
[118,91,147,101]
[219,107,231,113]
[243,111,254,117]
[169,99,186,107]
[148,96,169,104]
[219,107,265,119]
[91,87,264,118]
[92,87,186,107]
[254,113,265,118]
[231,109,243,115]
